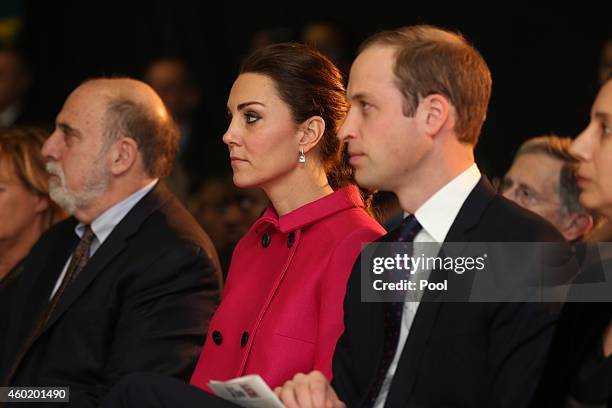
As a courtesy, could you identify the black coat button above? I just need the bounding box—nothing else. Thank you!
[212,330,223,345]
[287,232,295,248]
[241,331,249,347]
[262,232,271,248]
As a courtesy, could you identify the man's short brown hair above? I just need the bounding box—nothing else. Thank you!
[359,25,492,145]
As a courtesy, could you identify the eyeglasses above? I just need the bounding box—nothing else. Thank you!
[498,178,562,209]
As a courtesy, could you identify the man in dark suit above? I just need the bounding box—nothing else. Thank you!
[276,25,566,408]
[1,78,222,407]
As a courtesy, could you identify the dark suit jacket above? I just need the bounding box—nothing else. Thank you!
[0,263,24,364]
[530,245,612,407]
[1,183,222,407]
[332,177,567,408]
[530,302,612,407]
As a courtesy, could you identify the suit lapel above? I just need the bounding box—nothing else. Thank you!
[383,177,496,407]
[37,184,171,336]
[5,222,77,358]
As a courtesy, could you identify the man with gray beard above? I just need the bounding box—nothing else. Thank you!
[1,78,222,408]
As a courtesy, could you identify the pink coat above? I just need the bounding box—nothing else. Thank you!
[190,186,385,392]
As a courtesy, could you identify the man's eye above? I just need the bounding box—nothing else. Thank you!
[517,187,537,203]
[361,101,371,111]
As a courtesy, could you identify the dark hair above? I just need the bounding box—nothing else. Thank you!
[239,42,353,191]
[103,96,180,178]
[360,25,492,145]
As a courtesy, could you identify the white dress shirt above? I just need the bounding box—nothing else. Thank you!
[373,164,481,408]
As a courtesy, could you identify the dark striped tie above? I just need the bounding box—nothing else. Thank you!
[366,215,422,407]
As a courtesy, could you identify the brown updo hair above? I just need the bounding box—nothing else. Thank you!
[239,42,353,191]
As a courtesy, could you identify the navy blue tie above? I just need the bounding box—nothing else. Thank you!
[366,215,422,407]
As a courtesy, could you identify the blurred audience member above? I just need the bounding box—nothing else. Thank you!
[598,39,612,86]
[188,176,267,276]
[144,57,228,197]
[301,22,350,75]
[531,77,612,408]
[0,127,65,358]
[501,135,593,241]
[249,27,293,52]
[144,58,200,140]
[0,47,32,128]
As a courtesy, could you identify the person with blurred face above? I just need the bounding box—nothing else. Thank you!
[0,129,60,280]
[531,78,612,408]
[0,48,31,128]
[571,80,612,221]
[100,43,384,408]
[143,57,225,196]
[0,127,65,359]
[144,58,200,128]
[598,40,612,86]
[1,78,222,407]
[501,135,593,241]
[188,176,267,276]
[275,25,566,408]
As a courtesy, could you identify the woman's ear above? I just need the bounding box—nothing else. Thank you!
[34,194,50,214]
[298,116,326,153]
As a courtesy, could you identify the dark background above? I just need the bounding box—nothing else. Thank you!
[12,1,612,177]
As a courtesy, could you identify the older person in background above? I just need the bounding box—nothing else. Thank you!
[500,135,593,241]
[1,78,222,408]
[0,127,65,356]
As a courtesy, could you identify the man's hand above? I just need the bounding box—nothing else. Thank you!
[274,371,345,408]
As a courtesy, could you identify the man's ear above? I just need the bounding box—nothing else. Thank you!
[560,212,593,241]
[418,94,450,138]
[109,137,139,176]
[298,115,326,153]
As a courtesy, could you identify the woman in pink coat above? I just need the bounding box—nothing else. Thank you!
[100,43,384,408]
[188,43,385,392]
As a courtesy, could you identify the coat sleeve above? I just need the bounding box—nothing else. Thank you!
[313,227,383,380]
[75,242,220,407]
